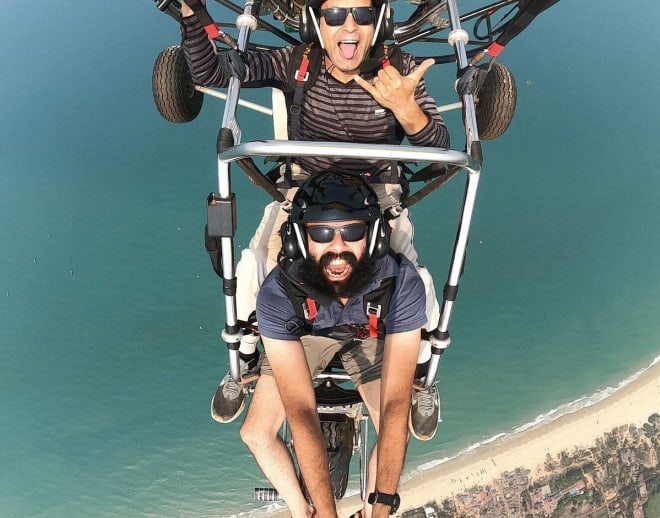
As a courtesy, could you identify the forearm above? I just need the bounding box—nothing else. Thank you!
[407,77,450,149]
[263,336,338,517]
[371,331,420,518]
[288,409,338,518]
[180,15,229,87]
[372,395,410,518]
[391,102,431,137]
[390,95,449,148]
[406,112,450,149]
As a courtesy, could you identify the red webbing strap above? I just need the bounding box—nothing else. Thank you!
[202,23,220,40]
[304,298,318,320]
[286,45,313,186]
[381,44,391,68]
[186,0,220,39]
[368,313,378,338]
[295,52,311,82]
[487,41,505,58]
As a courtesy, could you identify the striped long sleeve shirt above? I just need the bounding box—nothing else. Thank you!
[181,16,450,181]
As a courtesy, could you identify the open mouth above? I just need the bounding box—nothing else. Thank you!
[338,40,359,60]
[324,257,352,280]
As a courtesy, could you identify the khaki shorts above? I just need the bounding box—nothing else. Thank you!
[260,336,383,388]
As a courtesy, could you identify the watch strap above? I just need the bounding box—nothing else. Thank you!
[368,491,400,514]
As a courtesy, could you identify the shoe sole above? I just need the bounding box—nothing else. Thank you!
[210,393,246,424]
[408,411,438,442]
[209,373,261,424]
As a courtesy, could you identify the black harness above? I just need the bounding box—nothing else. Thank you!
[278,254,401,341]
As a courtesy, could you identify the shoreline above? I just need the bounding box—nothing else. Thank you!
[263,358,660,516]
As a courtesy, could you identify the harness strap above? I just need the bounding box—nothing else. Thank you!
[303,297,318,320]
[366,304,381,338]
[279,259,395,339]
[495,0,560,48]
[381,45,401,184]
[285,44,315,186]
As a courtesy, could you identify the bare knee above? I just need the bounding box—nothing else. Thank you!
[240,413,283,452]
[240,376,285,452]
[240,419,265,451]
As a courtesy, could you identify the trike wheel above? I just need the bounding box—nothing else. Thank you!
[152,45,203,123]
[325,418,354,499]
[475,62,517,140]
[299,416,354,501]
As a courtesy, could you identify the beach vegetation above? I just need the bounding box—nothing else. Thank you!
[552,493,575,516]
[642,422,654,438]
[590,490,604,507]
[548,467,583,493]
[645,488,660,517]
[432,419,660,518]
[605,432,619,449]
[559,450,573,468]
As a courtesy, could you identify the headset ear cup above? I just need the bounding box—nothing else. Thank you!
[370,217,391,259]
[280,220,301,259]
[374,4,394,45]
[299,8,318,44]
[380,7,394,42]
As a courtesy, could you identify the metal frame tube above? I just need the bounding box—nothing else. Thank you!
[216,0,262,382]
[423,0,483,388]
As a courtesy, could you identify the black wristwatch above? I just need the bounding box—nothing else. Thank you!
[368,491,400,514]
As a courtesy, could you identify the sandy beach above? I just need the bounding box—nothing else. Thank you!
[264,359,660,517]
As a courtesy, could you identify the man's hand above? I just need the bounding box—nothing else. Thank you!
[353,58,435,135]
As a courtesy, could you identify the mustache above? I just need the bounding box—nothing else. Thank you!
[298,249,376,299]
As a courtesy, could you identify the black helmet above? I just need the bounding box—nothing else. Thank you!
[291,171,381,224]
[281,171,390,259]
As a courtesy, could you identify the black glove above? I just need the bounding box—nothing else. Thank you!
[456,64,488,97]
[218,49,248,82]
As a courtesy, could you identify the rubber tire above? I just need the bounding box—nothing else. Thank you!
[299,417,354,501]
[152,45,203,123]
[324,418,354,500]
[475,62,517,140]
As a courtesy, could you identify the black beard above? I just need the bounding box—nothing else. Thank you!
[299,250,377,299]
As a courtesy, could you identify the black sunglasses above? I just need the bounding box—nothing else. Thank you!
[318,7,375,26]
[306,223,368,243]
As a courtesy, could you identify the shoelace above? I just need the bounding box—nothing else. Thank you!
[222,357,258,400]
[415,386,437,417]
[222,376,242,399]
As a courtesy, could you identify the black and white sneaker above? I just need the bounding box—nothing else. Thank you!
[408,382,440,441]
[211,354,260,424]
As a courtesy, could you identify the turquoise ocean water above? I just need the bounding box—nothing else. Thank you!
[1,1,660,516]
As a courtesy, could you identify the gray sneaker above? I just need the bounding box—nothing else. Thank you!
[408,383,440,441]
[211,358,260,424]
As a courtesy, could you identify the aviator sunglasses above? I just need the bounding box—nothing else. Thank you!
[318,7,375,26]
[306,223,368,243]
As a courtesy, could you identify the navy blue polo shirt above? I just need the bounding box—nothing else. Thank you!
[257,254,426,341]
